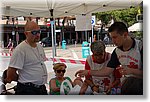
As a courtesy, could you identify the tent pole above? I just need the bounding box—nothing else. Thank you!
[50,9,55,64]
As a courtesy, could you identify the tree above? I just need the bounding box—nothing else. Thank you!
[93,6,143,40]
[93,6,140,27]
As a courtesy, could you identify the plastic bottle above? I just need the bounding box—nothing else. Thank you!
[116,87,121,95]
[111,88,116,95]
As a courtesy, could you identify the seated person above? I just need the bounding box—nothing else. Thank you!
[0,70,8,94]
[49,63,82,95]
[0,76,6,94]
[81,70,121,95]
[79,41,120,95]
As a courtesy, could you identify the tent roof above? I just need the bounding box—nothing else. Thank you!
[1,0,142,18]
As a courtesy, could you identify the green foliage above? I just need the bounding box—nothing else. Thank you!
[133,31,143,40]
[93,6,143,39]
[93,7,140,26]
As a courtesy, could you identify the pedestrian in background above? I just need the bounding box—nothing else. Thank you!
[7,38,13,49]
[93,34,97,42]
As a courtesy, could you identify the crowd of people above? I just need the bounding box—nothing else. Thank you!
[1,21,143,95]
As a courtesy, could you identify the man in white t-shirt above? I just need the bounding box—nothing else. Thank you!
[4,21,48,95]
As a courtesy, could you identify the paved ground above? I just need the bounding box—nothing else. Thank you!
[1,44,115,59]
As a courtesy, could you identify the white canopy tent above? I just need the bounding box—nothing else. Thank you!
[1,0,142,18]
[128,22,143,32]
[0,0,142,63]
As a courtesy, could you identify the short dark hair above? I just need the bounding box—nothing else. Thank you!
[108,22,128,35]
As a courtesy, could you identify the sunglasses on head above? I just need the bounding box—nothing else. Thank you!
[56,70,66,73]
[26,30,41,35]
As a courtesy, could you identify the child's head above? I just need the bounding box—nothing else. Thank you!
[53,63,67,70]
[53,63,67,76]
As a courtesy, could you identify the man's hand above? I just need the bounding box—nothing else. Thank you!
[75,70,88,77]
[92,85,99,93]
[84,79,99,93]
[117,66,132,76]
[4,67,18,84]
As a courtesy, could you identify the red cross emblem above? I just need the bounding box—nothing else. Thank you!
[102,78,110,86]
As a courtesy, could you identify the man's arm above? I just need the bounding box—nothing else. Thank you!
[130,68,143,78]
[107,49,120,69]
[79,81,89,95]
[90,67,114,77]
[4,67,18,83]
[75,67,114,77]
[120,68,143,78]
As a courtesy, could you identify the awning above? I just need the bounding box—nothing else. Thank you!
[128,22,143,32]
[1,0,142,18]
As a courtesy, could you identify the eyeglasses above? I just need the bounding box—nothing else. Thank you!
[26,30,41,35]
[56,70,66,73]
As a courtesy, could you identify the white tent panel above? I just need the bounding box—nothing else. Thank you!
[128,22,143,32]
[1,0,143,18]
[0,0,143,62]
